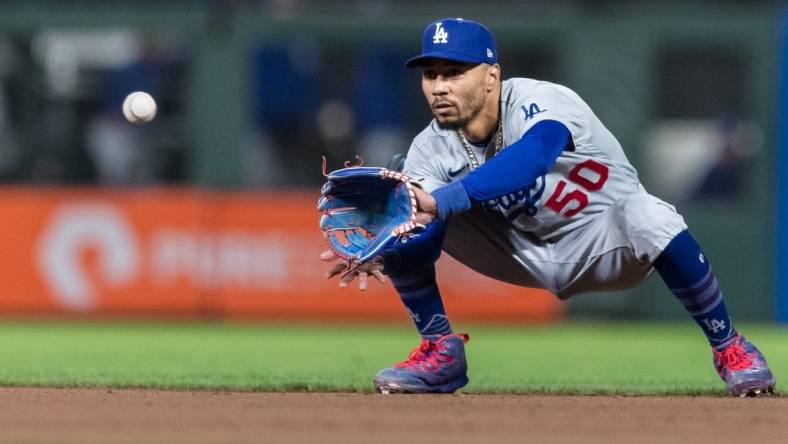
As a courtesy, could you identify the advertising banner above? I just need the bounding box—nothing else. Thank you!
[0,188,562,321]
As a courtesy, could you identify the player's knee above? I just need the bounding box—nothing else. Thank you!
[615,194,688,262]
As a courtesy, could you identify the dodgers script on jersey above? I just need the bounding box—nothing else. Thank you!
[404,78,687,297]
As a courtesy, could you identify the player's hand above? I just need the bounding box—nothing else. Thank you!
[320,250,386,291]
[412,186,438,225]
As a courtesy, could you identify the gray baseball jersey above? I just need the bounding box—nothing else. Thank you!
[404,78,687,298]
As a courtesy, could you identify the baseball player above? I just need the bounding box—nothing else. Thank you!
[321,17,775,396]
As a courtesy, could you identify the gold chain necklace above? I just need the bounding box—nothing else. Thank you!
[456,117,503,170]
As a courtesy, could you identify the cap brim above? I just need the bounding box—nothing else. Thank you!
[404,51,486,68]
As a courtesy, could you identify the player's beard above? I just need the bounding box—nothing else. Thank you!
[432,89,486,130]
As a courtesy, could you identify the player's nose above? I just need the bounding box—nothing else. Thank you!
[432,77,449,95]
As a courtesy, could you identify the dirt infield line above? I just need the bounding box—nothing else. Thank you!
[0,388,784,444]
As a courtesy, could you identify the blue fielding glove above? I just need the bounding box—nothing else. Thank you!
[318,166,420,269]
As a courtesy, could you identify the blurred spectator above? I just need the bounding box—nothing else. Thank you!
[692,115,759,201]
[249,38,322,186]
[249,41,414,186]
[0,37,24,181]
[352,46,410,168]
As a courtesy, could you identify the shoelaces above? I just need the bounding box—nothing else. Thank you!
[395,339,451,370]
[715,340,753,371]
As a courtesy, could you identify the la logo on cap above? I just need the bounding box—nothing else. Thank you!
[432,22,448,44]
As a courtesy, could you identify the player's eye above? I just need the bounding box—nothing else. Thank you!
[423,70,438,80]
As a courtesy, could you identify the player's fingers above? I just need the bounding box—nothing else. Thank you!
[358,272,368,291]
[326,262,348,279]
[339,270,357,288]
[371,270,386,284]
[320,250,338,262]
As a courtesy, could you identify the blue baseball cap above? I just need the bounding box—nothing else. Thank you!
[405,18,497,68]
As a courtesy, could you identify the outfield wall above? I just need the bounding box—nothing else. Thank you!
[0,188,561,321]
[0,2,778,321]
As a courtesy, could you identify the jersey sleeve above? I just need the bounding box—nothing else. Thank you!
[509,83,589,148]
[432,119,570,219]
[403,142,448,193]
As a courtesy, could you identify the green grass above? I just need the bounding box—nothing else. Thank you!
[0,320,784,395]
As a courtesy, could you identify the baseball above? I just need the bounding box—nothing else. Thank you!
[122,91,157,124]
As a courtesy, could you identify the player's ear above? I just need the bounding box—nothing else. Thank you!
[486,64,501,91]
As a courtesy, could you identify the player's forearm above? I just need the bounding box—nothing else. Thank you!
[379,219,448,276]
[431,119,571,220]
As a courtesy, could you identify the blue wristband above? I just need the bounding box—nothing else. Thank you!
[432,180,471,220]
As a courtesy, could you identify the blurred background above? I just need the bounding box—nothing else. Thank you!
[0,0,783,325]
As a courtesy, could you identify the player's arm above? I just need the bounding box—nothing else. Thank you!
[373,146,451,276]
[378,218,448,276]
[323,218,446,286]
[321,220,447,292]
[430,119,571,220]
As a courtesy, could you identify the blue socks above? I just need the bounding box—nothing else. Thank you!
[653,230,736,349]
[391,228,735,348]
[390,266,452,339]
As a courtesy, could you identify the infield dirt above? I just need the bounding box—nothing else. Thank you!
[0,388,784,443]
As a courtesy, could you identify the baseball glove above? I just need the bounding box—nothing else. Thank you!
[318,159,419,272]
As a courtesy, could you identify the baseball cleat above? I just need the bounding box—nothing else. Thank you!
[373,333,469,394]
[713,333,776,397]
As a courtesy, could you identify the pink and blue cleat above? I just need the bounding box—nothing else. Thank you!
[374,333,469,394]
[713,333,776,397]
